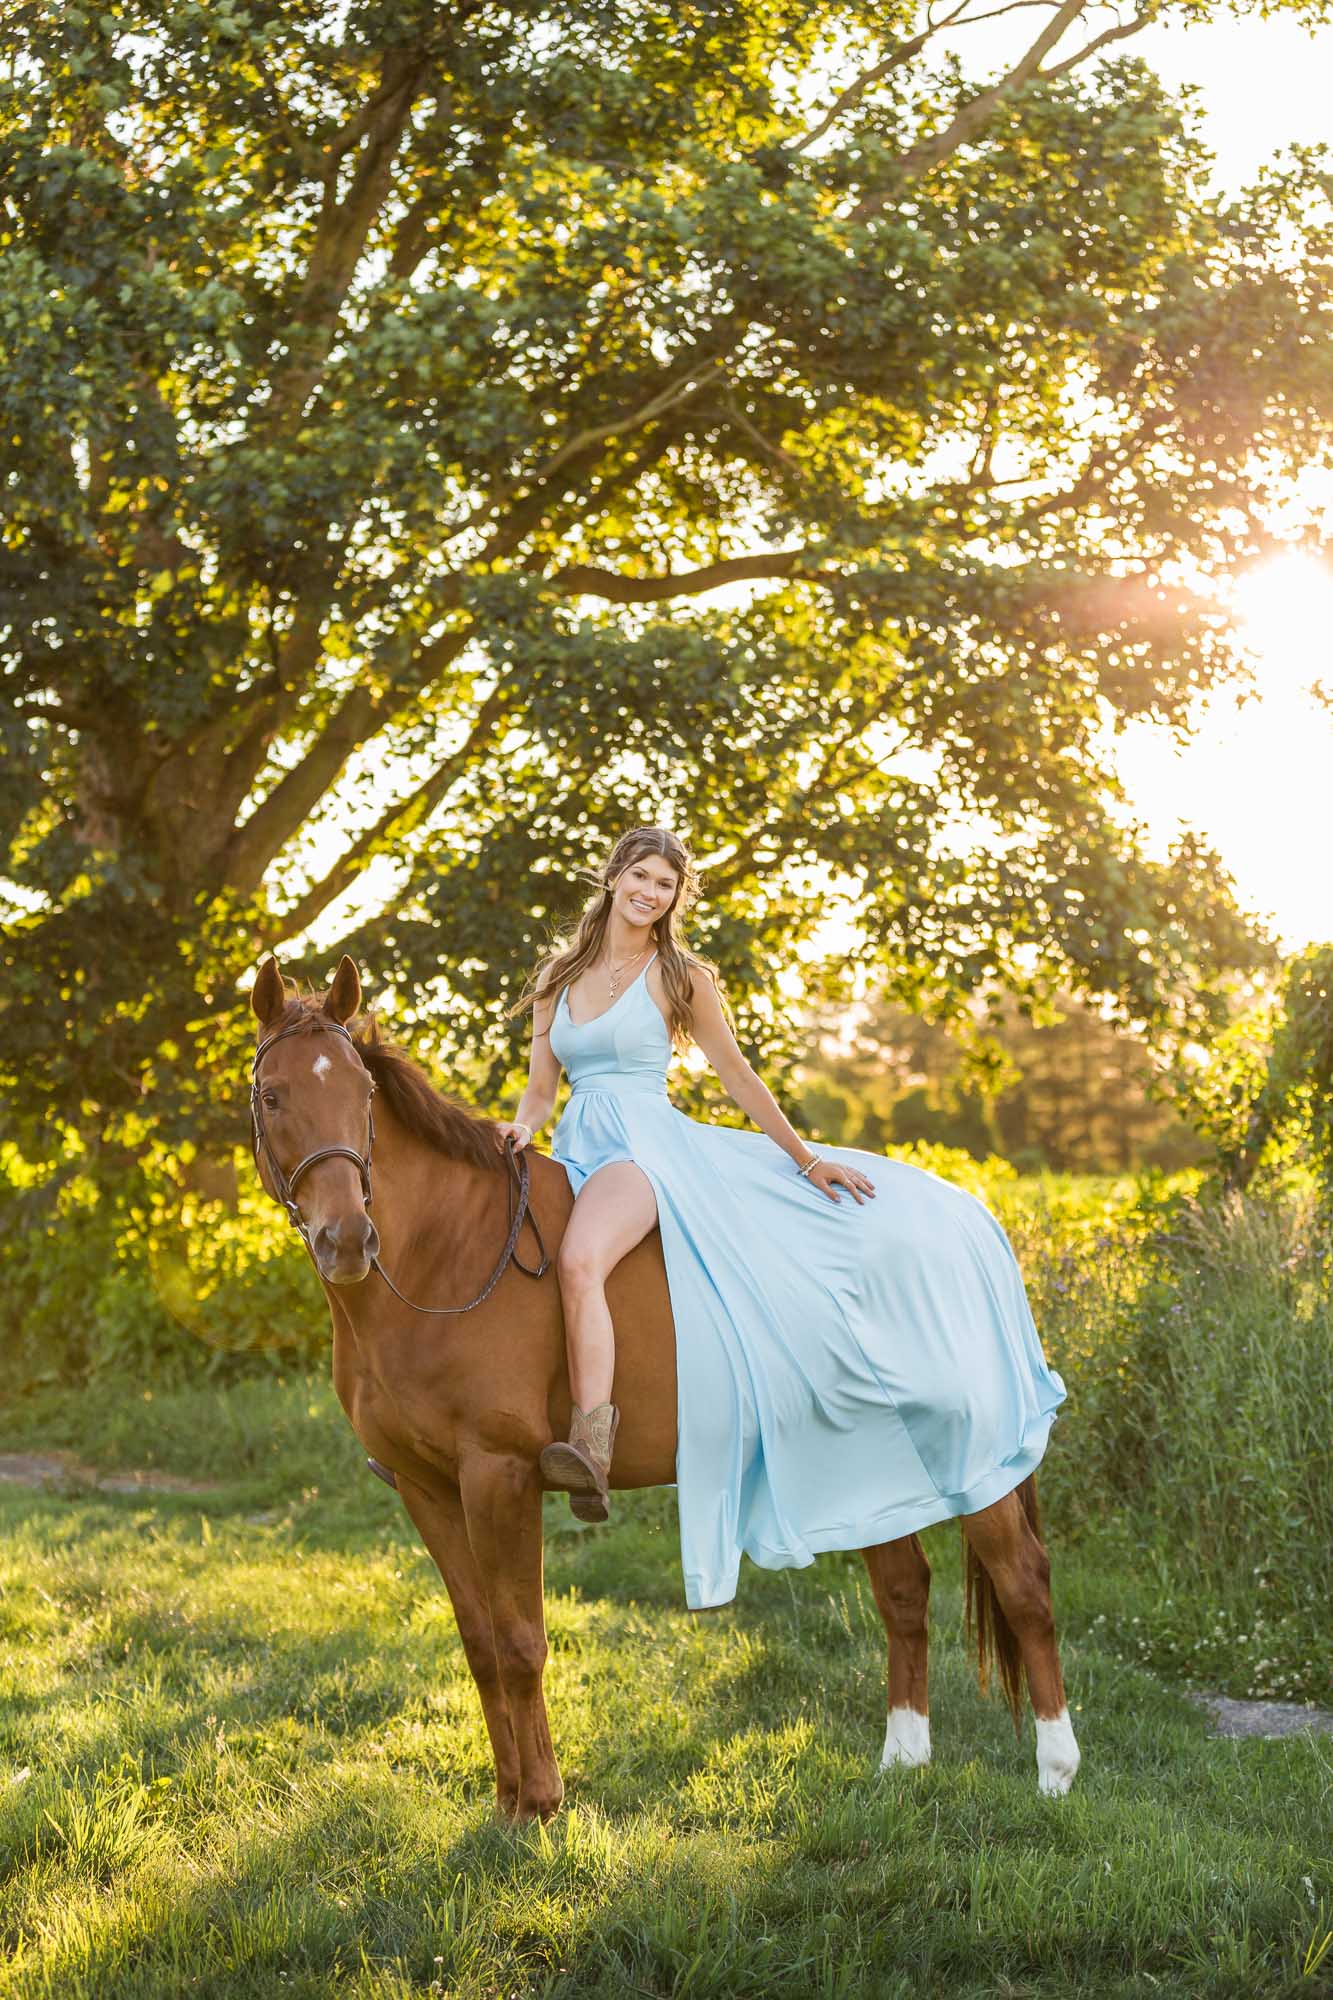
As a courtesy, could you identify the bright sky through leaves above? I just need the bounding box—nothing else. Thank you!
[947,9,1333,954]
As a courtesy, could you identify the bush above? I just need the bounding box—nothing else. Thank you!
[1001,1168,1331,1699]
[0,1144,325,1393]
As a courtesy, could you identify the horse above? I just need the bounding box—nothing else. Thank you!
[246,953,1080,1821]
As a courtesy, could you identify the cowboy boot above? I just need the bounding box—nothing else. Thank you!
[539,1401,619,1523]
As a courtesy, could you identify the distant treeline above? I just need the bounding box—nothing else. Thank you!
[792,987,1208,1175]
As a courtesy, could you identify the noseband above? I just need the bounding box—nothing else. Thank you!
[250,1018,550,1314]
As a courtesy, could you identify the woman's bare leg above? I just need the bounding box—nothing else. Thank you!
[556,1159,659,1406]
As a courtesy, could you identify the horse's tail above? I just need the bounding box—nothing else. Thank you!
[962,1472,1042,1738]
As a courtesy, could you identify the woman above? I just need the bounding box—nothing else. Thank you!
[496,827,1067,1612]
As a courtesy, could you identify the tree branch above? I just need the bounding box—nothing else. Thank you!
[791,22,943,157]
[264,45,433,423]
[443,351,732,553]
[1039,8,1153,81]
[221,373,722,887]
[848,0,1118,217]
[522,355,729,493]
[549,548,814,603]
[222,618,470,894]
[276,682,511,939]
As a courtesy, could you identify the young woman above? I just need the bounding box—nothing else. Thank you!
[496,826,1067,1613]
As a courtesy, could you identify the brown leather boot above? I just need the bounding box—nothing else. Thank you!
[539,1402,619,1523]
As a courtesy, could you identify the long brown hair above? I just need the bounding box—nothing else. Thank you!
[507,827,734,1054]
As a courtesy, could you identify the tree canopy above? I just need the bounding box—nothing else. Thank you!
[3,0,1330,1157]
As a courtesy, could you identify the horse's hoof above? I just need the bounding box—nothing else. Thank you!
[513,1790,564,1823]
[879,1706,931,1770]
[1036,1709,1081,1795]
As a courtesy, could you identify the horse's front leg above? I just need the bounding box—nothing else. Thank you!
[459,1449,563,1823]
[394,1472,522,1817]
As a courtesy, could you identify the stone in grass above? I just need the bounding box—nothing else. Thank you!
[1188,1692,1333,1740]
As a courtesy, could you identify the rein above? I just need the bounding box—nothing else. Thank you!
[250,1019,551,1314]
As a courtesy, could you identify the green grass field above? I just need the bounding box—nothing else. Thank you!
[1,1375,1329,2000]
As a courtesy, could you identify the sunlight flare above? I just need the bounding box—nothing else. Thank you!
[1233,552,1333,698]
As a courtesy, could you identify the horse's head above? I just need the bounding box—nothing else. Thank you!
[249,954,381,1286]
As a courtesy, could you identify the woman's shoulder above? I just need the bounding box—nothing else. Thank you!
[532,958,565,1010]
[680,953,724,1001]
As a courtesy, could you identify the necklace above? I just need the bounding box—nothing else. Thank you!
[604,943,650,999]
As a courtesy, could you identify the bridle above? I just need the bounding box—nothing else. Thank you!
[250,1018,551,1314]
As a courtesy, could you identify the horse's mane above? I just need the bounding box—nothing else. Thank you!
[270,997,506,1175]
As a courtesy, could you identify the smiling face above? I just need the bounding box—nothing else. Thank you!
[613,852,680,934]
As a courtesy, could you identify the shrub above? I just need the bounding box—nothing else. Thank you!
[0,1144,325,1393]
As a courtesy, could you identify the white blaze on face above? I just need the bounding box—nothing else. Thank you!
[1035,1707,1081,1796]
[313,1054,333,1082]
[879,1706,931,1769]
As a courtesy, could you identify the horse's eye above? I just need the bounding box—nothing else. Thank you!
[262,1091,280,1111]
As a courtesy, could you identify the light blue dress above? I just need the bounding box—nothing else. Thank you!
[547,950,1068,1611]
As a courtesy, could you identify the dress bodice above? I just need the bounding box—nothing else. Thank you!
[549,951,671,1097]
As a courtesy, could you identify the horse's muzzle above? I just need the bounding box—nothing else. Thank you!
[311,1214,380,1285]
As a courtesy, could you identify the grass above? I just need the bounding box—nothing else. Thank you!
[1,1376,1330,1999]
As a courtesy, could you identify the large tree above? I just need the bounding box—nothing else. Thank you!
[3,0,1329,1156]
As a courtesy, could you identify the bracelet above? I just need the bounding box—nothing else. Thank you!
[795,1155,819,1179]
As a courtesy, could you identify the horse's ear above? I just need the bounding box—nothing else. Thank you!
[251,955,287,1026]
[325,955,362,1025]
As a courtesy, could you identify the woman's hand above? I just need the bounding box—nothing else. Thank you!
[805,1159,876,1205]
[494,1120,534,1154]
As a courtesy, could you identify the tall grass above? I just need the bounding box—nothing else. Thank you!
[0,1148,323,1392]
[1001,1178,1331,1703]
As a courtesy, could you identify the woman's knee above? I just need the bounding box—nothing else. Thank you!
[557,1236,607,1294]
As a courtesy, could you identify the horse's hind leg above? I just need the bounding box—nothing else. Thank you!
[862,1534,932,1769]
[961,1480,1080,1796]
[395,1472,522,1818]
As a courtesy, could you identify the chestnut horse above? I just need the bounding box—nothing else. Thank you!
[248,955,1080,1820]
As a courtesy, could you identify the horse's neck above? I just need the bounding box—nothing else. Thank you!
[365,1105,499,1279]
[324,1106,560,1435]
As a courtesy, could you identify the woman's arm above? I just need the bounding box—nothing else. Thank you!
[496,973,563,1151]
[688,971,876,1204]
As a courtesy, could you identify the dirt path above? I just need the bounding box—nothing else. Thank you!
[0,1451,221,1496]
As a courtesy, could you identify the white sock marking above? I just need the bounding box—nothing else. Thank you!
[313,1054,333,1081]
[1035,1706,1080,1796]
[879,1706,931,1769]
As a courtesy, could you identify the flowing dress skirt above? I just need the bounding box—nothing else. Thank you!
[548,962,1067,1610]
